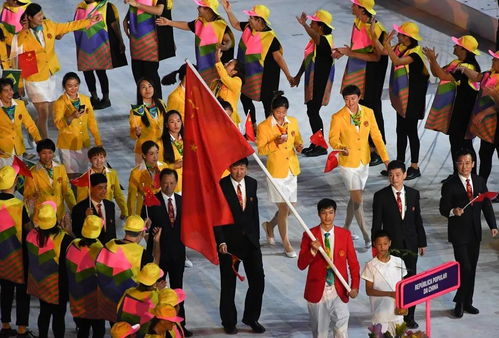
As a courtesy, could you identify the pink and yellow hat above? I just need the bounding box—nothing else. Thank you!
[154,304,184,323]
[307,9,334,30]
[159,288,186,306]
[393,22,422,41]
[243,4,271,26]
[489,50,499,59]
[451,35,480,55]
[193,0,220,15]
[351,0,376,15]
[110,322,140,338]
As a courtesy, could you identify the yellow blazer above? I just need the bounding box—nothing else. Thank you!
[76,168,128,217]
[54,93,102,150]
[15,19,91,82]
[214,61,241,124]
[127,161,169,215]
[328,105,389,167]
[164,140,183,193]
[0,24,10,69]
[24,161,76,221]
[0,99,41,157]
[257,116,303,178]
[166,85,185,120]
[129,102,165,159]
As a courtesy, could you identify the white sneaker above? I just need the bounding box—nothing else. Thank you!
[184,257,193,268]
[285,250,297,258]
[351,234,360,240]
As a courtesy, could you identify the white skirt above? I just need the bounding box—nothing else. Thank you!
[339,164,369,191]
[59,148,89,174]
[267,170,297,203]
[25,77,58,103]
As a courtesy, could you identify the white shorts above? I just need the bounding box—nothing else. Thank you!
[59,148,89,174]
[339,164,369,191]
[25,77,58,103]
[267,170,297,203]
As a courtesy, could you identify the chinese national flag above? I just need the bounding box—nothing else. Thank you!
[143,187,161,207]
[244,114,256,142]
[473,191,498,203]
[70,170,90,187]
[18,51,38,79]
[310,130,328,149]
[182,62,254,264]
[12,156,32,177]
[324,151,341,173]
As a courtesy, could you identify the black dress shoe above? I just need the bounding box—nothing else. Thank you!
[406,167,421,180]
[301,144,315,155]
[369,153,383,166]
[223,326,238,335]
[0,328,16,338]
[404,319,419,329]
[464,304,479,314]
[94,98,111,110]
[305,146,327,157]
[90,96,100,108]
[453,302,464,318]
[183,327,193,337]
[242,320,266,333]
[380,169,388,176]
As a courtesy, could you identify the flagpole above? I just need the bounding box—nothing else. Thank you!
[250,153,352,293]
[88,169,91,209]
[463,195,479,210]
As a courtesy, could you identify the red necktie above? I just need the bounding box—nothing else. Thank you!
[466,179,473,201]
[168,198,175,227]
[237,184,244,210]
[96,203,106,231]
[396,192,403,215]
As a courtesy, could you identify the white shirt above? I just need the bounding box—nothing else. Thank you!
[92,199,106,221]
[450,174,473,217]
[361,256,407,324]
[161,192,176,219]
[270,115,290,128]
[230,176,246,209]
[391,186,406,220]
[320,226,334,287]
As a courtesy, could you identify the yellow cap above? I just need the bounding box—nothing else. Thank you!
[34,201,57,230]
[153,304,184,322]
[451,35,480,55]
[243,4,271,26]
[82,215,103,239]
[393,22,422,41]
[123,215,147,232]
[307,9,334,30]
[136,263,164,286]
[158,288,186,306]
[193,0,219,15]
[110,322,140,338]
[0,166,17,190]
[351,0,376,15]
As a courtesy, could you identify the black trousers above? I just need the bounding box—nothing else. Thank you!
[452,242,480,305]
[449,132,476,174]
[160,259,186,326]
[74,318,105,338]
[396,115,420,163]
[218,246,265,328]
[306,95,324,136]
[392,249,418,322]
[131,59,162,99]
[38,299,67,338]
[0,279,30,326]
[240,93,273,123]
[83,70,109,96]
[479,139,499,182]
[360,97,386,144]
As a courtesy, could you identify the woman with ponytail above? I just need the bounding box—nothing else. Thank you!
[161,110,183,192]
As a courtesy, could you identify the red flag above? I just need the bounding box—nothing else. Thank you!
[230,254,245,281]
[181,62,254,264]
[310,130,328,149]
[473,191,499,203]
[143,187,161,207]
[324,151,341,173]
[245,114,256,142]
[70,170,90,187]
[18,51,38,79]
[12,156,32,177]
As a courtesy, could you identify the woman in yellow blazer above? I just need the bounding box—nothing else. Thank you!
[257,92,303,258]
[24,139,76,223]
[76,146,128,219]
[163,64,186,120]
[128,140,169,216]
[0,77,41,167]
[53,72,102,178]
[160,110,183,193]
[15,3,101,139]
[329,85,389,247]
[130,78,166,165]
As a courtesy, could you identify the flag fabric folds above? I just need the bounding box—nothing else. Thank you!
[12,156,32,177]
[70,170,90,187]
[181,62,254,265]
[324,151,341,173]
[473,191,498,204]
[244,114,256,142]
[310,130,328,149]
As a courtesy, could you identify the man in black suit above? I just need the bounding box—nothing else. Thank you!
[71,173,116,243]
[215,158,265,335]
[372,160,427,329]
[439,149,497,318]
[142,168,192,337]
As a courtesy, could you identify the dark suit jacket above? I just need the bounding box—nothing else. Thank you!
[214,175,260,257]
[71,198,116,244]
[143,192,185,265]
[439,174,497,244]
[372,185,427,252]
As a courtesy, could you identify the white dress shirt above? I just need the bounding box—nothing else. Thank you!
[230,176,246,209]
[391,185,406,220]
[161,192,177,219]
[92,199,106,221]
[450,174,473,217]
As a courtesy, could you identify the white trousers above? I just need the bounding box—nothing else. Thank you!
[307,285,349,338]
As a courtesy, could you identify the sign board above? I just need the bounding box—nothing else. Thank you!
[396,261,460,309]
